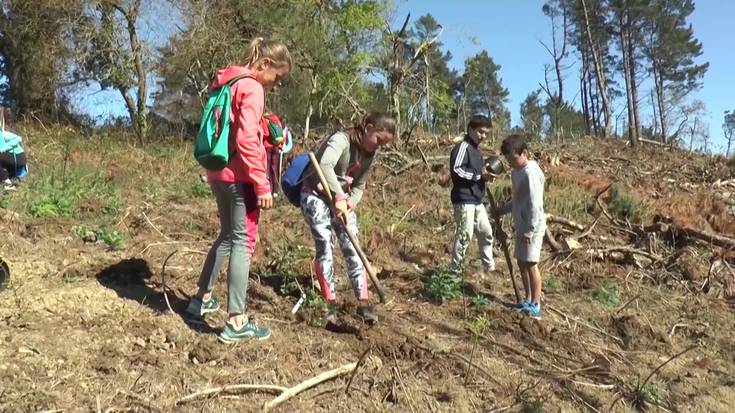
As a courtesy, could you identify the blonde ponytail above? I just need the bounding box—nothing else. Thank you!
[244,37,292,71]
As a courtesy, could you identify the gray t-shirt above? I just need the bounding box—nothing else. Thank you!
[499,160,546,238]
[303,131,377,206]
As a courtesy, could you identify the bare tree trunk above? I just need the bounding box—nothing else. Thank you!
[652,59,667,143]
[581,0,612,137]
[619,11,637,147]
[581,54,591,135]
[304,72,318,142]
[689,117,697,152]
[112,0,147,145]
[589,70,600,136]
[628,27,642,142]
[651,88,659,137]
[424,55,431,130]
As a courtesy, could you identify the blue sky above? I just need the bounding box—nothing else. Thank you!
[394,0,733,150]
[78,1,731,150]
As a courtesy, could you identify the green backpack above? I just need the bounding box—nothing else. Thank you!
[194,74,253,170]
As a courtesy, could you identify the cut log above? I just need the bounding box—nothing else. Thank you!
[645,217,735,250]
[546,214,585,232]
[639,138,668,147]
[673,226,735,250]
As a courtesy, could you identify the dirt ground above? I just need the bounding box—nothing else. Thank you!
[1,130,734,412]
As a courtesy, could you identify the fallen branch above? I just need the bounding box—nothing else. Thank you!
[345,347,372,395]
[674,225,735,250]
[639,345,696,395]
[160,251,177,314]
[546,214,585,232]
[544,229,565,253]
[585,246,664,263]
[142,210,170,240]
[547,305,624,344]
[646,217,735,250]
[264,361,359,411]
[118,390,164,412]
[176,384,287,405]
[638,138,669,147]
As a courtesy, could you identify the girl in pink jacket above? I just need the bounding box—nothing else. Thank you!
[186,38,291,344]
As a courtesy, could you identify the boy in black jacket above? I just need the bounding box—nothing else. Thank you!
[449,115,496,276]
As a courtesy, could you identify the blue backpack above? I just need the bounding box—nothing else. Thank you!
[281,153,311,207]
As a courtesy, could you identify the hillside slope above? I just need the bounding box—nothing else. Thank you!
[1,126,733,412]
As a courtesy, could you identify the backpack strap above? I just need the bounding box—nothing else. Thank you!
[225,73,255,87]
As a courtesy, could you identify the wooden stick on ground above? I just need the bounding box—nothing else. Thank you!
[176,384,287,405]
[308,152,387,303]
[263,361,359,411]
[160,251,177,314]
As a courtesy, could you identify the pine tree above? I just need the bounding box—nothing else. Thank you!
[643,0,708,143]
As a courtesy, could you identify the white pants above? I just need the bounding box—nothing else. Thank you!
[451,203,494,272]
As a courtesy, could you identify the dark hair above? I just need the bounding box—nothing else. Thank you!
[500,134,528,156]
[467,115,492,133]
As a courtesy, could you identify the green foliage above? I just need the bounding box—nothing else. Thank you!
[607,184,650,223]
[522,401,544,413]
[642,382,662,405]
[73,225,125,249]
[543,276,561,292]
[724,110,735,156]
[594,279,620,307]
[143,184,160,204]
[263,242,310,297]
[422,265,463,302]
[520,90,545,139]
[545,175,590,223]
[465,314,489,336]
[545,100,586,139]
[304,289,329,327]
[470,294,493,310]
[188,179,210,199]
[462,50,510,130]
[0,193,10,209]
[24,163,123,221]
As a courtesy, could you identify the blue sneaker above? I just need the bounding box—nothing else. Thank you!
[514,300,530,312]
[523,303,542,320]
[185,296,220,317]
[218,317,272,344]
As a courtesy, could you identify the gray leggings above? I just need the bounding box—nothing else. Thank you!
[196,181,260,314]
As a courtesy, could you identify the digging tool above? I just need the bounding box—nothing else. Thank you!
[307,152,387,303]
[486,188,521,303]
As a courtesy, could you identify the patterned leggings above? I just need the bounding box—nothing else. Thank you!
[300,191,368,301]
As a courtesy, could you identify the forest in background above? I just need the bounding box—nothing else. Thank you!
[1,0,732,154]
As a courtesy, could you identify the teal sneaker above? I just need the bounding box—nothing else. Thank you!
[523,303,542,320]
[218,317,272,344]
[514,300,530,312]
[185,296,220,317]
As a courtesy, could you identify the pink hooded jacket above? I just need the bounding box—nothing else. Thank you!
[206,66,270,197]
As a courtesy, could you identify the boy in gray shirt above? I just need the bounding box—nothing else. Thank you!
[495,135,546,319]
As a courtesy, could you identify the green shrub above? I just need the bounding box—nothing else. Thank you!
[25,164,123,221]
[471,294,493,310]
[522,401,544,413]
[593,279,620,307]
[423,265,463,302]
[188,179,210,198]
[73,226,125,249]
[543,276,561,292]
[607,184,650,223]
[642,382,662,405]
